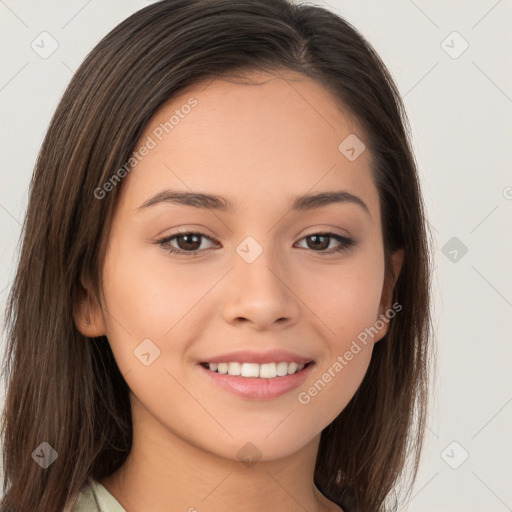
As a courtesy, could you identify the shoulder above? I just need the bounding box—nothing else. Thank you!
[67,478,100,512]
[68,478,125,512]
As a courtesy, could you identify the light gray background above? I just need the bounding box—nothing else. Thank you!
[1,1,511,510]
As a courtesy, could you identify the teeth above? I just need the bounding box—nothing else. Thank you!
[206,361,308,378]
[288,362,298,374]
[276,362,288,376]
[241,363,259,378]
[228,362,241,376]
[259,363,277,379]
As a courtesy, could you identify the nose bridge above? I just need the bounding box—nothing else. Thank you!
[223,233,299,328]
[234,233,286,294]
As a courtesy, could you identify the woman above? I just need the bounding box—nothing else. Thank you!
[1,1,432,510]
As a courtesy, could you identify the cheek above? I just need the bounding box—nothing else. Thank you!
[295,270,381,426]
[99,238,231,383]
[99,240,180,374]
[299,251,385,349]
[293,250,384,408]
[101,239,201,337]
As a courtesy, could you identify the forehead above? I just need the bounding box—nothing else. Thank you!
[118,69,379,219]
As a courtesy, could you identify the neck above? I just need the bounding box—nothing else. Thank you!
[100,398,340,512]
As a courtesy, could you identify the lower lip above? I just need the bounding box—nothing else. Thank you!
[198,363,314,400]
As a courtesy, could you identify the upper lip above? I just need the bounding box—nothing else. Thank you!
[200,349,314,365]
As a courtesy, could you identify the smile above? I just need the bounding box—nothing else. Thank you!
[198,359,315,400]
[200,361,312,378]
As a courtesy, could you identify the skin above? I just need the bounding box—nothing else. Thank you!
[76,69,403,512]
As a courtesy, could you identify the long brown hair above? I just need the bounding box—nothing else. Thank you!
[1,1,432,510]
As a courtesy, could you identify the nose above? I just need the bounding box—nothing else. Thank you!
[222,246,300,331]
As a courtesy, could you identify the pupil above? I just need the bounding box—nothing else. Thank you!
[181,234,200,250]
[309,235,328,250]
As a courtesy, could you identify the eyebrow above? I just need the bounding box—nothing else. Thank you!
[137,189,371,216]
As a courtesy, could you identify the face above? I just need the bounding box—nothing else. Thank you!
[79,69,402,462]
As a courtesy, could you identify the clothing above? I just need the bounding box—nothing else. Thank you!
[70,478,125,512]
[69,478,345,512]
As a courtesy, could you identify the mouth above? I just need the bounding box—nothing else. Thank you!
[199,361,314,378]
[197,352,315,400]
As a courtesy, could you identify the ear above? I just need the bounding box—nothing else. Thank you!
[373,248,404,343]
[73,274,107,338]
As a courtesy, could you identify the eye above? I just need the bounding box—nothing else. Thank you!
[294,233,355,254]
[158,231,218,256]
[157,231,355,256]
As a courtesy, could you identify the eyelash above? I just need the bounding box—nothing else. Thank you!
[157,230,356,257]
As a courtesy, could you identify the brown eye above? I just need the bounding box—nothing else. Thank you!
[296,233,355,254]
[158,232,217,255]
[305,234,330,250]
[173,233,202,251]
